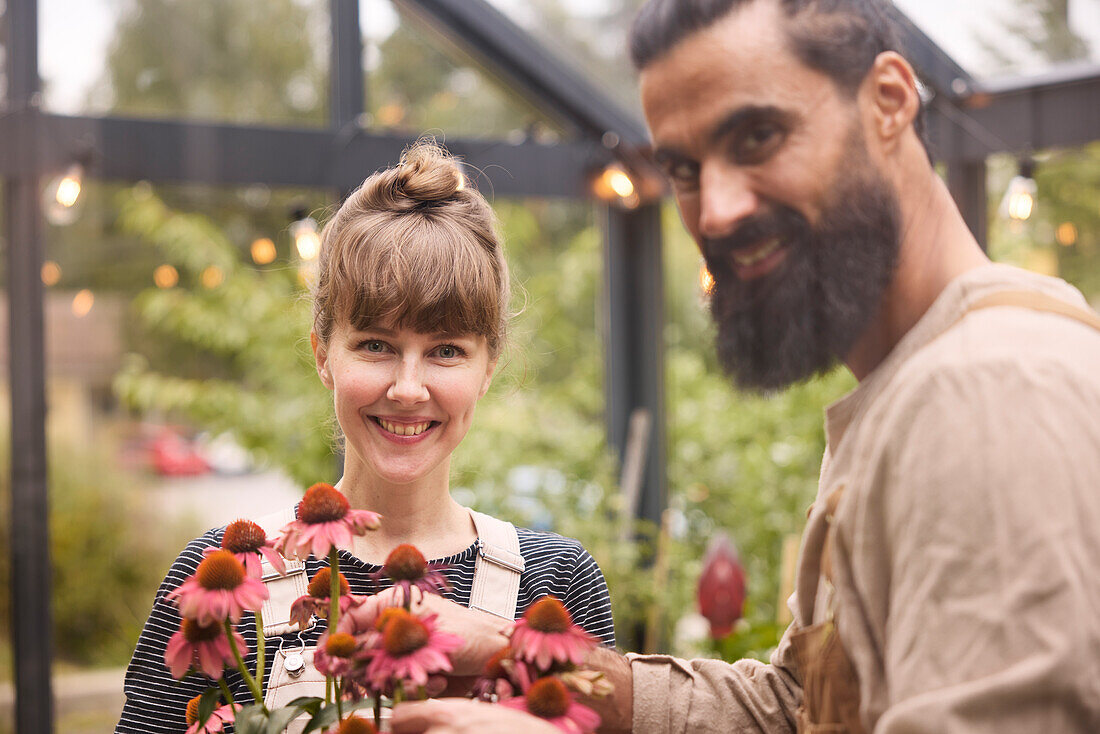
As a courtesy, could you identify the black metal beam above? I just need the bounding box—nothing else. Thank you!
[0,113,605,198]
[395,0,650,145]
[602,203,666,532]
[928,68,1100,161]
[4,0,54,731]
[330,0,365,130]
[946,158,988,250]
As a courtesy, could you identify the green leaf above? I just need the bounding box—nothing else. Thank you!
[266,706,304,734]
[197,687,220,728]
[233,704,270,734]
[285,696,325,716]
[302,699,375,734]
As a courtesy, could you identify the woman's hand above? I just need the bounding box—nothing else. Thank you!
[391,699,561,734]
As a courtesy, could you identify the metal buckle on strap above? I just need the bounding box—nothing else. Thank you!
[476,538,525,574]
[262,559,306,581]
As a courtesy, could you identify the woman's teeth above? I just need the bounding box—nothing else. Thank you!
[379,419,431,436]
[733,237,781,266]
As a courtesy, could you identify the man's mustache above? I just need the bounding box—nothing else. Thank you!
[702,209,808,270]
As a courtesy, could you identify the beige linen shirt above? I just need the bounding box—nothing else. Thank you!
[631,264,1100,733]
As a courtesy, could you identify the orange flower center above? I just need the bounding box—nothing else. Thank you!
[374,606,405,632]
[337,717,378,734]
[383,544,428,581]
[222,520,266,554]
[525,596,571,633]
[381,611,429,656]
[182,618,223,643]
[484,646,511,678]
[307,568,349,599]
[325,632,358,658]
[196,550,246,590]
[298,483,350,523]
[184,695,202,725]
[526,677,571,719]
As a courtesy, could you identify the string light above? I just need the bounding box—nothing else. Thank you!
[200,266,224,289]
[44,163,85,226]
[1056,222,1078,247]
[592,163,641,209]
[154,264,179,289]
[292,220,321,260]
[41,261,62,286]
[71,289,94,318]
[251,237,277,265]
[1000,158,1037,222]
[699,265,716,296]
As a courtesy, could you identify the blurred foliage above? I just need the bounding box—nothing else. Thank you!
[111,186,336,487]
[0,435,176,668]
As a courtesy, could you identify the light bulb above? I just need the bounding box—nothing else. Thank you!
[292,217,321,260]
[593,163,639,207]
[251,237,277,265]
[154,264,179,289]
[44,163,85,226]
[1000,159,1037,222]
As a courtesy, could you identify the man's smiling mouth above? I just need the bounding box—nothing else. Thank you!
[732,237,782,267]
[371,418,437,436]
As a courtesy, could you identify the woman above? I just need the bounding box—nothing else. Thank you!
[117,141,615,733]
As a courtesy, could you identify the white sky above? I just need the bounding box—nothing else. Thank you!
[37,0,1100,114]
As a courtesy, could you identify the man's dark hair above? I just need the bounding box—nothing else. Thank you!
[630,0,931,157]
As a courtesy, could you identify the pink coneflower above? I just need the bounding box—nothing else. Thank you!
[510,596,597,671]
[275,483,381,560]
[501,677,600,734]
[217,519,285,578]
[184,696,237,734]
[373,544,450,600]
[314,631,363,678]
[164,618,246,680]
[472,645,523,701]
[167,550,268,625]
[288,567,354,630]
[364,609,462,690]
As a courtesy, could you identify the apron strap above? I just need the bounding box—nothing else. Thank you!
[468,509,525,620]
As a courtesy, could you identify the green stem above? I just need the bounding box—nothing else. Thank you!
[328,548,341,632]
[374,696,381,730]
[335,678,344,721]
[224,619,266,712]
[217,677,236,706]
[328,547,341,707]
[254,607,265,694]
[393,683,405,705]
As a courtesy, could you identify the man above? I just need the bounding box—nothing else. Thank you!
[393,0,1100,731]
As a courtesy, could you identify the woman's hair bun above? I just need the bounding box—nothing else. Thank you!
[394,140,463,204]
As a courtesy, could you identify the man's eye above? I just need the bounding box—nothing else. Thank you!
[662,160,699,190]
[436,345,460,359]
[363,340,386,353]
[736,123,783,161]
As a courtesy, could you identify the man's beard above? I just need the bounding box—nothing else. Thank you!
[704,143,901,392]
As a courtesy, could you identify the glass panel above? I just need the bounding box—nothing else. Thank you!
[361,0,568,140]
[40,0,330,126]
[483,0,642,117]
[894,0,1100,81]
[0,0,7,105]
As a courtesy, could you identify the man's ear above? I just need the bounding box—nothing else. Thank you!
[311,331,334,390]
[863,51,920,151]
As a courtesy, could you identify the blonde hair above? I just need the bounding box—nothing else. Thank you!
[312,140,510,356]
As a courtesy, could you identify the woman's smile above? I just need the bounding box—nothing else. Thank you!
[370,416,441,442]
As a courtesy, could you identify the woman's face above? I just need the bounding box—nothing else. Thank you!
[313,322,496,487]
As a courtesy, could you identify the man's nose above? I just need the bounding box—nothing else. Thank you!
[387,359,429,404]
[698,164,759,240]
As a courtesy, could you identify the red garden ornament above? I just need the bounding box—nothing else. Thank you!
[696,534,747,639]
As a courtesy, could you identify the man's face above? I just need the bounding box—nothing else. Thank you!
[640,0,901,390]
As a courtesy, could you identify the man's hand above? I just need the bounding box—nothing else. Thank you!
[391,699,561,734]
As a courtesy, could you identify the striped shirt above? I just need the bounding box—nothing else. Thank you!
[116,518,615,733]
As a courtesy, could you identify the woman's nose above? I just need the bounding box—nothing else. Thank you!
[386,359,429,404]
